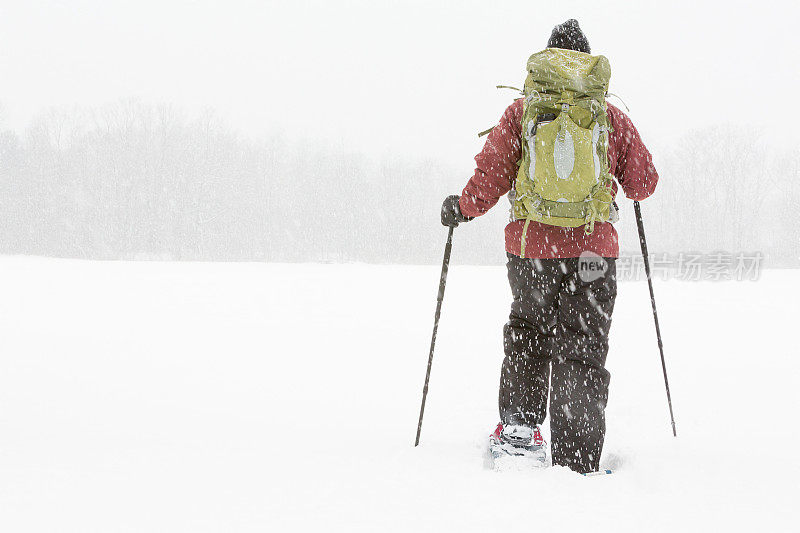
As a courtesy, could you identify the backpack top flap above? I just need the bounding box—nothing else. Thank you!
[524,48,611,100]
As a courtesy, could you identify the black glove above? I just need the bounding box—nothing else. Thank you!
[441,195,473,228]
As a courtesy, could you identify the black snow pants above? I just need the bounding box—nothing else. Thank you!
[500,253,616,474]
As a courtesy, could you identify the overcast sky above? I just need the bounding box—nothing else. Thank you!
[1,0,798,171]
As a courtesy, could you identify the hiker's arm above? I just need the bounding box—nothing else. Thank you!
[458,101,523,218]
[609,105,659,201]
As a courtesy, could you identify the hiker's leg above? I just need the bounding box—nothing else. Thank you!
[500,254,565,427]
[549,257,617,473]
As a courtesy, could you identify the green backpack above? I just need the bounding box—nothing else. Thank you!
[511,48,615,255]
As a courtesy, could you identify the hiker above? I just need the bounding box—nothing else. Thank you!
[440,19,659,474]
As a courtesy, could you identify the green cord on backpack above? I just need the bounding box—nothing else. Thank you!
[510,48,615,256]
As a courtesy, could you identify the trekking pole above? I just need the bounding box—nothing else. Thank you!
[415,225,454,446]
[633,201,677,437]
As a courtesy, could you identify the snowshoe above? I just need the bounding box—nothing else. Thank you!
[488,423,547,468]
[582,469,614,476]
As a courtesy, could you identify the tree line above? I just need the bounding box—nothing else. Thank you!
[0,101,796,266]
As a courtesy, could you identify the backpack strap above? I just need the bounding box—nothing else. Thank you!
[496,85,523,93]
[477,126,495,138]
[520,219,532,258]
[606,92,630,112]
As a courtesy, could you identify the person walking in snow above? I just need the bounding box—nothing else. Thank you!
[440,19,658,474]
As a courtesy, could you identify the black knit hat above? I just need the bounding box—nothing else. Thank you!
[547,19,591,54]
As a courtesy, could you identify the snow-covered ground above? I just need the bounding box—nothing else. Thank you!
[0,257,796,532]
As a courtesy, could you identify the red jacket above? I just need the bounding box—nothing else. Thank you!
[458,100,658,258]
